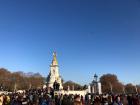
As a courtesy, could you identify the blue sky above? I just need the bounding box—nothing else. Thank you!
[0,0,140,85]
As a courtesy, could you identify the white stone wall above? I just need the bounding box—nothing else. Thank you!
[55,90,88,96]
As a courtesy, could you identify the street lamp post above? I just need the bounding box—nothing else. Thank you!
[135,85,138,94]
[0,77,3,91]
[109,82,113,94]
[94,74,98,94]
[123,86,125,95]
[0,83,3,91]
[12,77,17,92]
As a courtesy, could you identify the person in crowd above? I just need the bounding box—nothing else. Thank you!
[127,94,133,105]
[85,94,89,105]
[73,95,82,105]
[113,96,123,105]
[0,94,3,105]
[132,94,140,105]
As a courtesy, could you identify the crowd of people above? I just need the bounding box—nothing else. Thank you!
[0,88,140,105]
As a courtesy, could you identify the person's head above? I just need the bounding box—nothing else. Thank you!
[74,95,81,102]
[117,96,121,102]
